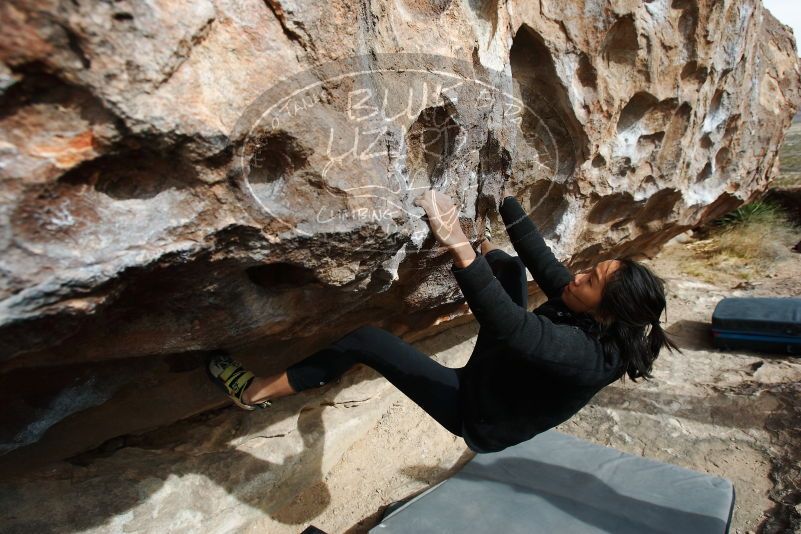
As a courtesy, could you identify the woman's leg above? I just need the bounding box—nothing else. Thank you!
[242,372,295,403]
[244,325,464,436]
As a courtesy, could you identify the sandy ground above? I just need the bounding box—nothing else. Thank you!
[276,231,801,534]
[627,234,800,533]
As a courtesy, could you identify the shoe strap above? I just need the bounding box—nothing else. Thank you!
[225,369,255,400]
[217,360,272,408]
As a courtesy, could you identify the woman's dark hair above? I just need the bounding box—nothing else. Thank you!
[595,257,682,381]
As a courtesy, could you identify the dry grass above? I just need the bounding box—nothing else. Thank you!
[680,202,799,283]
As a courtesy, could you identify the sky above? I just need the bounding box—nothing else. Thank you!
[763,0,801,52]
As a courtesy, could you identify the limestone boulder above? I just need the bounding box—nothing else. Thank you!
[0,0,799,512]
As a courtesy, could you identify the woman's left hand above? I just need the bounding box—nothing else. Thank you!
[413,189,470,249]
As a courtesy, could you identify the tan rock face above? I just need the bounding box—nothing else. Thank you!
[0,0,799,509]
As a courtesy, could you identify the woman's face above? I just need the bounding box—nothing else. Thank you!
[561,259,622,316]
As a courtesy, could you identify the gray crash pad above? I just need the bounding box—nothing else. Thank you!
[370,431,734,534]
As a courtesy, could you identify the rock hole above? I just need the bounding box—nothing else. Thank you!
[246,262,320,289]
[618,93,678,134]
[709,89,728,119]
[610,217,633,230]
[405,104,460,187]
[678,10,698,51]
[723,115,740,141]
[570,244,604,271]
[657,102,692,175]
[696,162,713,182]
[471,46,481,70]
[63,25,91,69]
[641,174,658,187]
[700,133,713,150]
[635,188,682,226]
[511,24,586,178]
[241,129,348,225]
[247,131,309,187]
[591,154,606,168]
[617,92,659,132]
[112,12,134,22]
[577,54,598,89]
[637,131,666,152]
[609,157,634,177]
[641,132,666,143]
[522,180,569,237]
[681,62,708,87]
[59,149,199,200]
[476,132,511,216]
[587,192,642,225]
[672,0,699,60]
[715,147,732,173]
[0,66,116,126]
[602,15,639,66]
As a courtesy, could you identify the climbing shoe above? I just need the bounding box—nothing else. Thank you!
[483,217,493,243]
[207,351,272,411]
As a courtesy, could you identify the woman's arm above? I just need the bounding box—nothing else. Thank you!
[499,196,573,300]
[450,253,608,379]
[449,240,476,269]
[413,189,606,378]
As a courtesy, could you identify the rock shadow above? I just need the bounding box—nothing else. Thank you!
[0,380,335,531]
[405,102,462,190]
[665,319,715,351]
[594,381,788,432]
[350,447,475,532]
[0,321,485,532]
[58,148,201,200]
[510,24,587,179]
[462,458,727,533]
[367,457,728,533]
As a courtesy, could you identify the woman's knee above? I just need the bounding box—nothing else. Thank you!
[346,324,392,342]
[335,324,409,368]
[333,324,390,352]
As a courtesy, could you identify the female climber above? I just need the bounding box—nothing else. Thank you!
[207,189,680,453]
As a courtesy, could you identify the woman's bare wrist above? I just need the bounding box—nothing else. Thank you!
[448,240,477,268]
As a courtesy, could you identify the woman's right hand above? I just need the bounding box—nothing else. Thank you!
[413,189,470,250]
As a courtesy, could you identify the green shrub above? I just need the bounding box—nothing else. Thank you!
[712,200,785,228]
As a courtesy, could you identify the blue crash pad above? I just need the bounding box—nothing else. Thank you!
[370,430,734,534]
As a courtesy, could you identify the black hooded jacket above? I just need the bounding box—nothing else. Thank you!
[452,196,624,453]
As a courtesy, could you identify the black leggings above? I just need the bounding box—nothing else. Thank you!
[285,248,528,437]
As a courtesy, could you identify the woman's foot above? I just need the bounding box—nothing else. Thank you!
[480,219,501,256]
[207,352,273,410]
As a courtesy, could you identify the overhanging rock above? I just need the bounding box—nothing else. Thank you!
[0,0,799,495]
